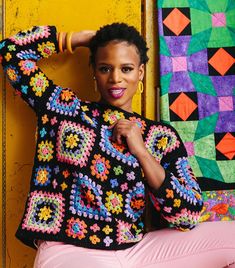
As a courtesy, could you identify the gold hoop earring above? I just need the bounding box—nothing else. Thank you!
[93,77,97,92]
[138,80,144,94]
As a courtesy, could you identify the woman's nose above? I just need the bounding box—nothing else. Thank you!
[109,69,122,83]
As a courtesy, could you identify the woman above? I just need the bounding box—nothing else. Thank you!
[0,23,234,268]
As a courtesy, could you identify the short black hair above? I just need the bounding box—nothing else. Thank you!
[89,22,149,67]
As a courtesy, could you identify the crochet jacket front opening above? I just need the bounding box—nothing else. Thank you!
[0,26,203,250]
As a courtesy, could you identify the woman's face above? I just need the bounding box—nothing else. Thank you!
[94,41,144,113]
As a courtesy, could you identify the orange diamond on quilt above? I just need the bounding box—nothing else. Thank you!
[216,133,235,160]
[208,48,235,76]
[163,8,190,36]
[169,92,197,121]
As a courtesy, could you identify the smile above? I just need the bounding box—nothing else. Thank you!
[108,87,126,99]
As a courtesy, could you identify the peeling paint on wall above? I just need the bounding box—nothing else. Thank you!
[1,2,6,268]
[0,1,2,38]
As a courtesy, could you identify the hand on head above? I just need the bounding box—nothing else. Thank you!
[73,30,97,47]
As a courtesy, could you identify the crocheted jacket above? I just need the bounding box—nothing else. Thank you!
[0,26,203,250]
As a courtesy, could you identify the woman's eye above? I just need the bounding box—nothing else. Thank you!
[98,66,110,73]
[122,67,133,73]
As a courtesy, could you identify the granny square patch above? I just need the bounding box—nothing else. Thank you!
[171,157,202,205]
[22,190,65,234]
[124,182,145,222]
[116,220,143,245]
[99,125,139,167]
[56,120,96,167]
[47,86,81,117]
[145,125,180,162]
[70,172,112,222]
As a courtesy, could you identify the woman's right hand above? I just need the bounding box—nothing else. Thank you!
[72,30,96,47]
[57,30,96,52]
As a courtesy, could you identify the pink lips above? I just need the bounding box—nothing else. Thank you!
[108,87,126,99]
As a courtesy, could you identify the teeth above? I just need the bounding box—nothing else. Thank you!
[111,89,122,94]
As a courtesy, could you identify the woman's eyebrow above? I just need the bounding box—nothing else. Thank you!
[97,63,135,66]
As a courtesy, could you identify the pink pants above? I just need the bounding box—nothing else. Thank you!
[34,221,235,268]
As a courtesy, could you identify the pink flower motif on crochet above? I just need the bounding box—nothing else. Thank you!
[92,109,100,117]
[90,223,100,233]
[50,116,58,125]
[52,179,58,189]
[120,183,128,192]
[163,206,172,213]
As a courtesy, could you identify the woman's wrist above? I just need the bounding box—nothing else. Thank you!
[57,30,96,53]
[134,147,150,160]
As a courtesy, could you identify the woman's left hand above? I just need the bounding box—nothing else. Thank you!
[110,119,165,190]
[109,119,147,157]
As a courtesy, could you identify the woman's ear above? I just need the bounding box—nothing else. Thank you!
[139,63,145,80]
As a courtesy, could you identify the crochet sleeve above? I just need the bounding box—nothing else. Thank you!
[0,26,66,114]
[147,124,203,231]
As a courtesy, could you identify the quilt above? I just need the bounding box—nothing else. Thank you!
[157,0,235,221]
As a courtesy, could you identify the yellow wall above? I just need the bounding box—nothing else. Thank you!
[0,2,2,265]
[0,0,157,267]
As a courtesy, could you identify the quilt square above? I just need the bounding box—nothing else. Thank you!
[218,96,233,112]
[215,132,235,160]
[169,92,199,121]
[172,56,187,72]
[212,13,226,27]
[162,8,191,36]
[208,47,235,76]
